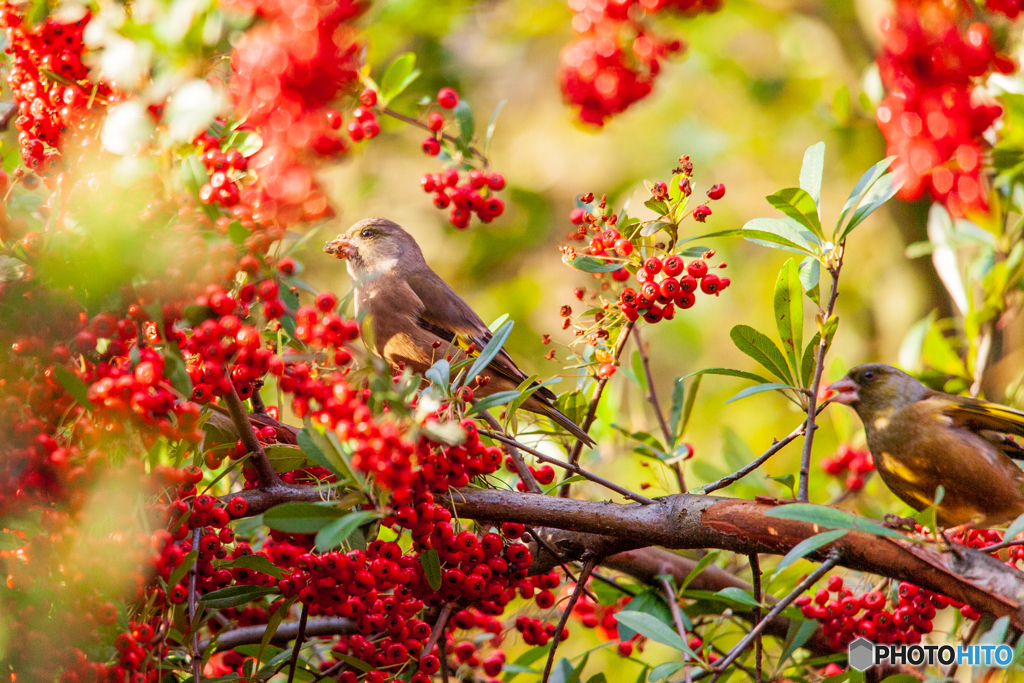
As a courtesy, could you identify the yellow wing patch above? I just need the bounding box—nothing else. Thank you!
[878,452,922,484]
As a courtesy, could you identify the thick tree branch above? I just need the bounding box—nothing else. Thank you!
[201,617,356,652]
[440,490,1024,627]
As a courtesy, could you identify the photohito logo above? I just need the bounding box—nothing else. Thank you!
[848,637,1013,671]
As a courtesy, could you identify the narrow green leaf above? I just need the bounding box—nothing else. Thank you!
[202,585,278,609]
[743,217,819,254]
[725,382,793,404]
[649,662,685,681]
[488,314,510,333]
[679,374,701,441]
[464,321,514,389]
[223,554,287,580]
[379,53,419,102]
[585,674,608,683]
[799,142,825,210]
[168,549,199,589]
[836,156,898,237]
[264,445,309,473]
[1004,512,1024,545]
[800,316,838,389]
[765,504,922,542]
[425,359,451,389]
[668,378,686,444]
[798,256,820,306]
[263,502,346,534]
[773,530,847,576]
[296,427,348,480]
[684,367,773,385]
[52,365,92,408]
[730,325,794,384]
[774,259,804,384]
[484,100,506,153]
[454,100,474,149]
[767,188,823,241]
[561,255,623,273]
[256,595,297,667]
[777,619,819,671]
[315,511,378,552]
[421,548,442,591]
[839,170,905,242]
[335,654,374,673]
[631,350,648,394]
[465,390,522,416]
[715,587,759,607]
[681,549,720,590]
[566,652,589,683]
[613,611,694,656]
[503,645,551,683]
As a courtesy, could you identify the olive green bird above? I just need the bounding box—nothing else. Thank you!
[828,363,1024,527]
[324,217,594,446]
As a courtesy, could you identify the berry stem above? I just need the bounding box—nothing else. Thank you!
[708,551,841,681]
[286,603,310,683]
[541,555,598,683]
[633,324,679,487]
[381,107,488,165]
[477,410,541,494]
[797,246,844,503]
[560,319,636,497]
[483,430,655,504]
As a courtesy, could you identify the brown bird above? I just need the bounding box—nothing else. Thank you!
[324,217,594,446]
[828,363,1024,527]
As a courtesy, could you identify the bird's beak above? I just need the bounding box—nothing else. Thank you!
[826,377,860,405]
[324,236,356,259]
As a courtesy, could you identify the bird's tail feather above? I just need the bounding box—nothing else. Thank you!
[535,400,595,447]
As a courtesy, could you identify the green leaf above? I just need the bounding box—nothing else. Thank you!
[725,383,793,404]
[743,217,819,254]
[585,674,608,683]
[421,548,442,591]
[465,390,521,416]
[715,587,759,607]
[684,367,773,385]
[1004,512,1024,544]
[484,100,506,153]
[454,100,474,149]
[767,473,796,496]
[315,510,378,552]
[549,659,575,683]
[839,170,905,242]
[488,314,510,333]
[202,585,278,609]
[503,646,551,682]
[566,652,589,683]
[678,374,701,442]
[425,359,451,389]
[545,474,585,493]
[223,554,287,579]
[162,347,193,397]
[631,350,648,394]
[256,595,297,666]
[730,325,794,384]
[264,445,309,473]
[334,655,373,673]
[773,530,847,577]
[774,259,804,383]
[263,502,346,534]
[681,549,720,590]
[168,549,199,590]
[464,321,514,389]
[668,378,686,445]
[798,256,820,306]
[764,504,921,542]
[649,662,685,681]
[777,619,819,671]
[379,53,420,103]
[800,316,838,390]
[52,365,92,408]
[767,188,823,241]
[225,129,263,157]
[617,590,677,642]
[561,254,623,273]
[799,142,825,210]
[296,428,348,480]
[613,611,694,656]
[836,156,898,237]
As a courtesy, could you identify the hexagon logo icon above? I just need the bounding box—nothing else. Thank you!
[848,637,875,671]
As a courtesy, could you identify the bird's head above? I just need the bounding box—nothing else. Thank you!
[324,218,424,281]
[827,363,929,420]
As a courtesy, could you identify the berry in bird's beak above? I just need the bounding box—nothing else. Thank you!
[826,377,860,405]
[324,236,356,259]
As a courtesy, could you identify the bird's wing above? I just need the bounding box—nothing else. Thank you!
[405,270,557,401]
[931,394,1024,460]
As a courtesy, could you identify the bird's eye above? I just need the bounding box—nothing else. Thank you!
[862,370,875,380]
[360,228,374,238]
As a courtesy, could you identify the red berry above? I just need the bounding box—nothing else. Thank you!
[325,110,342,130]
[699,273,721,295]
[427,112,445,131]
[422,137,441,156]
[487,173,505,191]
[687,260,708,279]
[706,183,726,200]
[643,257,662,275]
[359,88,378,107]
[662,255,684,276]
[437,87,459,109]
[692,204,712,222]
[614,238,633,256]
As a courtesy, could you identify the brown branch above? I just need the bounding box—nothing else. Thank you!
[749,554,763,683]
[542,556,598,683]
[200,617,356,652]
[424,603,455,659]
[478,411,540,494]
[483,431,655,504]
[188,528,202,682]
[286,603,310,683]
[382,107,487,164]
[223,384,283,488]
[560,319,636,496]
[440,489,1024,628]
[660,576,689,655]
[633,324,674,452]
[798,247,843,502]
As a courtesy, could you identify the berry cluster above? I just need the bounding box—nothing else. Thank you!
[560,0,721,125]
[620,252,729,323]
[875,0,1010,216]
[820,443,875,492]
[986,0,1024,17]
[420,167,506,229]
[0,7,101,173]
[796,575,975,651]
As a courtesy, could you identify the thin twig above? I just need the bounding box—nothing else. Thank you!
[749,554,763,683]
[310,661,345,683]
[591,570,637,597]
[251,380,268,415]
[478,411,541,494]
[542,556,599,683]
[560,320,636,497]
[980,538,1024,553]
[188,527,202,682]
[634,325,675,452]
[223,384,281,488]
[424,603,455,659]
[525,527,597,601]
[382,107,487,164]
[286,603,310,683]
[660,576,689,652]
[440,629,450,683]
[708,551,841,682]
[798,247,843,502]
[700,407,828,494]
[482,430,655,504]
